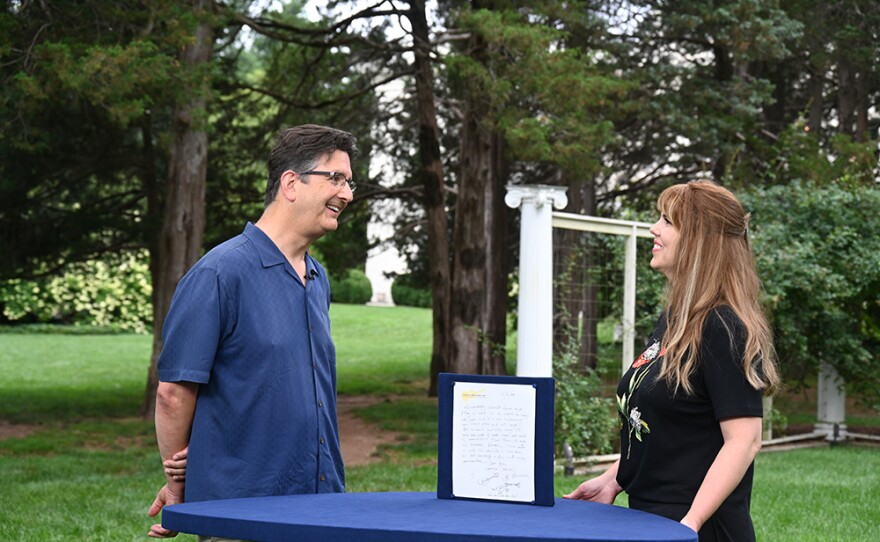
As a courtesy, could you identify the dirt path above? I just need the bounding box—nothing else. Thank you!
[337,395,401,466]
[0,420,37,440]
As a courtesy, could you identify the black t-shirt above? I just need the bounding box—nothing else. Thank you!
[616,306,763,542]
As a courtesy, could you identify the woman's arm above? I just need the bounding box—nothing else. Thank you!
[680,416,762,532]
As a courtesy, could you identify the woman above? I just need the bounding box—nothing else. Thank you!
[564,180,780,541]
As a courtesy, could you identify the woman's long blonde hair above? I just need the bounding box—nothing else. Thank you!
[657,180,780,396]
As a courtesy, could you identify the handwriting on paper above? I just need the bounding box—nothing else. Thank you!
[451,382,536,502]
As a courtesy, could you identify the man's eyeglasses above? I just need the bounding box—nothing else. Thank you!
[302,170,357,192]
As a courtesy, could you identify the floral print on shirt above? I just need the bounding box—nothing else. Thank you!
[617,339,665,459]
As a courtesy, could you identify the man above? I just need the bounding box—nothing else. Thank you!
[148,124,358,539]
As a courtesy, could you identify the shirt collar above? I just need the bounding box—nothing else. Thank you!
[242,222,318,278]
[243,222,286,268]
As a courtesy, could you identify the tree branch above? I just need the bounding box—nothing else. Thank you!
[233,69,415,109]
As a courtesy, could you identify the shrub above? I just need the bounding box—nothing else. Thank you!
[330,268,373,305]
[0,251,152,333]
[390,272,432,307]
[391,283,432,308]
[741,180,880,405]
[554,347,617,458]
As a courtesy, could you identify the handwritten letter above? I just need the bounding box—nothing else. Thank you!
[451,382,536,502]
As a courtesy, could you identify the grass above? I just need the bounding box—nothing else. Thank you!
[752,446,880,541]
[0,334,150,423]
[1,303,878,541]
[331,304,433,395]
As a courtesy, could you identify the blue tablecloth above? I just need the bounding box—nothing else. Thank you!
[163,491,698,542]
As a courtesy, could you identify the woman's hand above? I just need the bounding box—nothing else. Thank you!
[563,460,623,505]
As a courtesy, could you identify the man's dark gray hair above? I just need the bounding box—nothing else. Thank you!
[265,124,358,206]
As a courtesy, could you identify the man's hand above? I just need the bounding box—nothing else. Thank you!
[147,483,184,538]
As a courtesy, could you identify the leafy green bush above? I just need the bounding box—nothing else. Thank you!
[391,283,432,308]
[390,272,432,307]
[741,180,880,404]
[554,347,616,458]
[330,268,373,305]
[0,251,152,333]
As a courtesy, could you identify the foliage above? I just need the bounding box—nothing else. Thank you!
[553,345,617,457]
[447,4,635,182]
[391,273,432,308]
[742,181,880,403]
[330,268,373,305]
[0,1,208,279]
[207,0,380,271]
[0,251,152,333]
[734,119,879,189]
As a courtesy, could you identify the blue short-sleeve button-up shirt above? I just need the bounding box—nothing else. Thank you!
[157,222,344,502]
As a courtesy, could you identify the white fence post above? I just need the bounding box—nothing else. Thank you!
[622,227,638,376]
[505,184,568,378]
[815,361,848,442]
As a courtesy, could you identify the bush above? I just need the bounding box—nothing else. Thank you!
[390,272,432,307]
[554,348,617,458]
[330,268,373,305]
[391,283,432,308]
[0,251,152,333]
[741,180,880,405]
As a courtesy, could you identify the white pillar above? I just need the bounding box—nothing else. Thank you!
[815,361,848,442]
[505,184,568,377]
[621,227,638,376]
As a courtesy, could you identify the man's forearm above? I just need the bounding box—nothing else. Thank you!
[155,381,198,490]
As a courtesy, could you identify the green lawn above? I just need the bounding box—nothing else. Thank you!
[1,304,878,541]
[331,304,433,394]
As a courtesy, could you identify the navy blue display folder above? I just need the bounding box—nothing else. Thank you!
[437,373,555,507]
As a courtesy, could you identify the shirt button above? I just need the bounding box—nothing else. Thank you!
[318,400,324,408]
[320,436,325,444]
[320,474,326,481]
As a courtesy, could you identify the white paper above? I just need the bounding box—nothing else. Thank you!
[451,382,536,502]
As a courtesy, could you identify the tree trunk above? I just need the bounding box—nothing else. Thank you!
[448,85,508,376]
[450,112,490,376]
[142,3,214,419]
[807,63,824,136]
[836,55,856,137]
[443,0,510,379]
[764,62,787,136]
[806,4,826,136]
[410,0,451,397]
[854,69,868,142]
[479,132,508,376]
[711,43,733,181]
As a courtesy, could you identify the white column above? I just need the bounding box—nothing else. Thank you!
[815,360,848,442]
[505,184,568,377]
[621,227,638,376]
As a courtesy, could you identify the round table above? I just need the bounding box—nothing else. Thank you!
[162,491,698,541]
